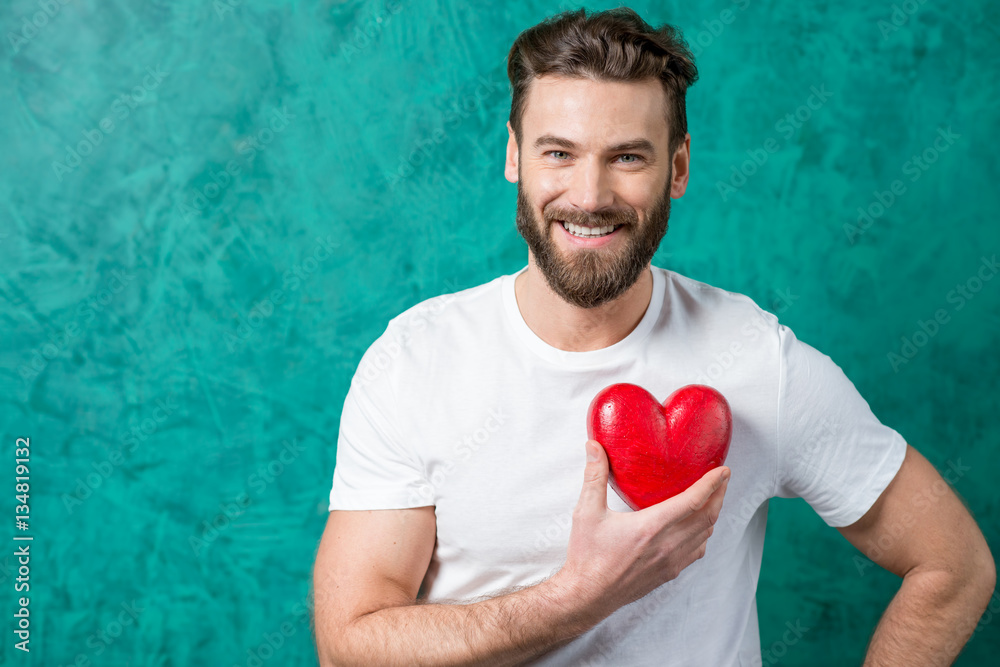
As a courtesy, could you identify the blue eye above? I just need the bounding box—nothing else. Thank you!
[544,151,644,164]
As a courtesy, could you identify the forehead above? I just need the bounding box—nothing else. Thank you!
[521,74,670,147]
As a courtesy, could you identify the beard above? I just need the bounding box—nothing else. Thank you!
[514,167,672,309]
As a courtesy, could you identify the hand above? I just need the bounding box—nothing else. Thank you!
[553,439,731,620]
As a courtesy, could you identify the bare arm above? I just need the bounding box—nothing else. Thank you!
[339,571,594,666]
[311,505,598,666]
[312,439,731,666]
[837,444,996,666]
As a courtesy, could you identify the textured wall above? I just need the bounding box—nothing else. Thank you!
[1,0,997,664]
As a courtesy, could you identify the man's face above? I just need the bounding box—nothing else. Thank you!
[505,75,689,309]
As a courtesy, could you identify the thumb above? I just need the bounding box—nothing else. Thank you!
[577,439,609,512]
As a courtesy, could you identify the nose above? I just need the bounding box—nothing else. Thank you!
[566,156,615,213]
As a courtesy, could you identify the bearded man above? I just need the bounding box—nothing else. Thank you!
[313,7,995,666]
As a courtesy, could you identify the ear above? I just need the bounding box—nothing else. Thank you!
[504,121,519,183]
[670,132,691,199]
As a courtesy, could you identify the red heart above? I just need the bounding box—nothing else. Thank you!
[586,383,733,511]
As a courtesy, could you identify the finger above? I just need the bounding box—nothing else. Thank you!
[703,482,729,523]
[651,465,730,522]
[576,439,609,514]
[674,519,716,555]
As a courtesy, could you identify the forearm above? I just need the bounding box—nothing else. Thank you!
[321,576,601,667]
[863,569,995,666]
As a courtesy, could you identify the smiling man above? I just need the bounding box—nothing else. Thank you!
[312,8,995,666]
[512,75,676,314]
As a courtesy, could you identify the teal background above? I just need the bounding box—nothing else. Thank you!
[1,0,998,664]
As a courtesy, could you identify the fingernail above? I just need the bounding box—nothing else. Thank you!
[586,441,599,462]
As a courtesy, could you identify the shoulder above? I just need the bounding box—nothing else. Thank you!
[386,275,502,340]
[353,275,504,386]
[657,266,781,338]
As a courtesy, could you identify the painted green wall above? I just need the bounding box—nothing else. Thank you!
[1,0,997,664]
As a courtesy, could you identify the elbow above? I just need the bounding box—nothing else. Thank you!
[909,538,996,614]
[317,634,355,667]
[970,542,997,612]
[316,617,369,667]
[947,533,997,615]
[314,622,350,667]
[317,641,349,667]
[315,638,340,667]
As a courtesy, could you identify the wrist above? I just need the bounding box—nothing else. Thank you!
[543,569,606,634]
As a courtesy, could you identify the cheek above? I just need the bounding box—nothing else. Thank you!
[522,182,561,216]
[621,195,652,218]
[531,172,566,201]
[622,181,663,211]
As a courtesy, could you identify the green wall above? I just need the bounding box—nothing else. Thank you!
[1,0,997,664]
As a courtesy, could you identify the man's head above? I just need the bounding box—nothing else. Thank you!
[504,8,698,309]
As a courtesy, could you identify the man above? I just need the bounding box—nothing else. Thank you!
[312,8,995,666]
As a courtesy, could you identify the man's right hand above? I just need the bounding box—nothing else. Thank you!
[552,438,731,620]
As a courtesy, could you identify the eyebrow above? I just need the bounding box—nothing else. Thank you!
[532,134,657,154]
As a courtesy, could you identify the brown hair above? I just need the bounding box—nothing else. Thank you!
[506,7,698,157]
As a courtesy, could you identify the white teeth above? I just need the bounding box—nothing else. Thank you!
[562,221,618,238]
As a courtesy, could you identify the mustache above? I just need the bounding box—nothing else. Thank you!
[544,207,637,227]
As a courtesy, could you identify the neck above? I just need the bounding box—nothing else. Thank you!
[513,255,654,352]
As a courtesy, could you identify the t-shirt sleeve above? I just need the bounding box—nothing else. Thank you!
[773,323,908,527]
[328,327,432,511]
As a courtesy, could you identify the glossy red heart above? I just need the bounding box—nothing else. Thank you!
[586,383,733,511]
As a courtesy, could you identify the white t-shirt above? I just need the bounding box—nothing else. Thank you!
[328,264,907,667]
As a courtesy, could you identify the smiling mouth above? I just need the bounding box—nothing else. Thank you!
[557,220,623,238]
